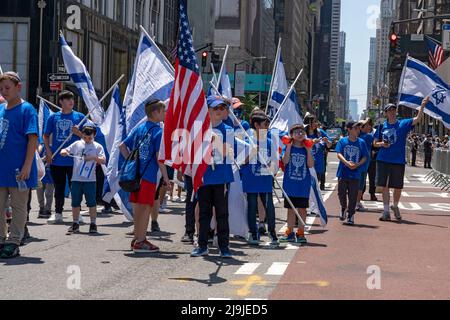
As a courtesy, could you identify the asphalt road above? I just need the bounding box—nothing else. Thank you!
[1,153,449,300]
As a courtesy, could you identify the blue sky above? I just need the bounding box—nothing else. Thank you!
[341,0,379,114]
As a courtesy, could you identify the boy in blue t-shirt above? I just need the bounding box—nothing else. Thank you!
[0,72,39,259]
[280,124,315,245]
[241,112,279,247]
[191,96,235,259]
[336,121,369,225]
[120,100,170,254]
[44,91,85,225]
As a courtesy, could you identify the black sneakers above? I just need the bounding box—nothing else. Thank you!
[181,233,194,243]
[339,209,347,221]
[0,243,20,259]
[151,221,161,232]
[89,224,98,234]
[66,223,80,235]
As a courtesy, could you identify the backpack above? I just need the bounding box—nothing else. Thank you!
[119,125,158,193]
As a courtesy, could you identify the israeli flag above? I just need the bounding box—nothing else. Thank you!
[102,86,133,221]
[38,100,53,144]
[309,168,328,227]
[124,31,174,133]
[268,50,303,133]
[60,34,104,125]
[399,56,450,129]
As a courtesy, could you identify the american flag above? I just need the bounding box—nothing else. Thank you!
[426,36,444,70]
[160,0,212,192]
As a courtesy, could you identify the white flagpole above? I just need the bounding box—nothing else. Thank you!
[209,81,306,227]
[37,95,62,111]
[265,38,282,114]
[216,45,230,96]
[51,74,125,160]
[211,63,218,85]
[139,25,175,74]
[0,65,3,74]
[269,69,304,128]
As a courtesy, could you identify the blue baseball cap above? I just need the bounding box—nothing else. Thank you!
[207,95,228,109]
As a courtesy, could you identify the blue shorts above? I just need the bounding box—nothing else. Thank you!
[359,171,368,191]
[71,181,97,208]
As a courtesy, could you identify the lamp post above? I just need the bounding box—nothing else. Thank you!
[233,56,266,98]
[37,0,47,97]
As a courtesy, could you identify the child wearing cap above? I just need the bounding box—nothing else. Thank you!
[61,126,106,235]
[191,95,235,258]
[336,121,369,225]
[280,124,314,245]
[0,71,39,259]
[241,112,279,247]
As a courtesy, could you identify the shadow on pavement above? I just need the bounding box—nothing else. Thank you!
[0,256,45,266]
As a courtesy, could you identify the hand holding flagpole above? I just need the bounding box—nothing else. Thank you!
[209,82,306,227]
[50,74,125,161]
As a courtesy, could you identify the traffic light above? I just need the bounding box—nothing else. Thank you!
[201,51,208,68]
[389,32,401,57]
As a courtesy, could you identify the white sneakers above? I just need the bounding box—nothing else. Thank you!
[47,213,63,224]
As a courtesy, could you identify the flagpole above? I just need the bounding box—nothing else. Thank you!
[0,65,3,74]
[37,95,62,111]
[265,38,282,114]
[139,25,175,74]
[50,74,125,160]
[269,69,304,128]
[211,63,218,85]
[209,82,306,227]
[216,45,230,96]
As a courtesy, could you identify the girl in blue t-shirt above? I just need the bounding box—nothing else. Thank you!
[241,112,279,247]
[280,124,314,245]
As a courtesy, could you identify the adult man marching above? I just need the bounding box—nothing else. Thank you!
[374,97,428,222]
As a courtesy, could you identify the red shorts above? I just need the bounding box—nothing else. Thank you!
[129,180,157,206]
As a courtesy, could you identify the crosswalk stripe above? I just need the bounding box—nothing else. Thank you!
[235,263,262,275]
[265,262,289,276]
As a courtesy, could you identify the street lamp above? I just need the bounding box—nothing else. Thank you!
[37,0,47,97]
[233,56,267,97]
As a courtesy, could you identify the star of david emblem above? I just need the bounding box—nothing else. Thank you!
[432,85,447,106]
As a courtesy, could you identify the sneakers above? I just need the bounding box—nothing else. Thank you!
[279,231,296,243]
[47,213,63,225]
[38,209,51,219]
[356,203,368,212]
[379,212,391,222]
[191,247,209,257]
[181,233,194,243]
[296,234,308,245]
[247,233,260,246]
[258,224,267,236]
[269,232,280,247]
[89,224,98,234]
[0,243,20,259]
[339,209,347,221]
[131,239,137,251]
[391,206,402,221]
[220,249,233,259]
[66,223,80,235]
[151,221,161,232]
[133,240,160,253]
[346,215,355,226]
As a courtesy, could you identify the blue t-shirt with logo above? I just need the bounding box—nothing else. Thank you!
[375,119,414,165]
[336,137,369,180]
[241,138,273,193]
[44,111,85,167]
[0,102,38,188]
[203,122,235,186]
[308,131,328,174]
[283,146,311,198]
[359,132,374,172]
[123,121,162,184]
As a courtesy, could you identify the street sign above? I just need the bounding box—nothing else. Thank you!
[443,24,450,51]
[47,73,70,82]
[50,82,63,91]
[58,65,67,73]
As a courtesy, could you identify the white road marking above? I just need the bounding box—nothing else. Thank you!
[235,263,262,275]
[265,262,290,276]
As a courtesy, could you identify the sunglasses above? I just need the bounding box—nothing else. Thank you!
[292,129,306,135]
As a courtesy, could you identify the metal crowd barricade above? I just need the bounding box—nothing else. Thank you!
[428,149,450,191]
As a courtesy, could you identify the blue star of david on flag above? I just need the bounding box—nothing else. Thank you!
[432,85,447,106]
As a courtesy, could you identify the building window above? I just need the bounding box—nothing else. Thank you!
[90,40,105,91]
[0,19,30,98]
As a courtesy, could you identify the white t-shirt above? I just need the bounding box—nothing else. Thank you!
[65,140,105,182]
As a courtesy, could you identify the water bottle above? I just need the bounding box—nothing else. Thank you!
[15,168,28,191]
